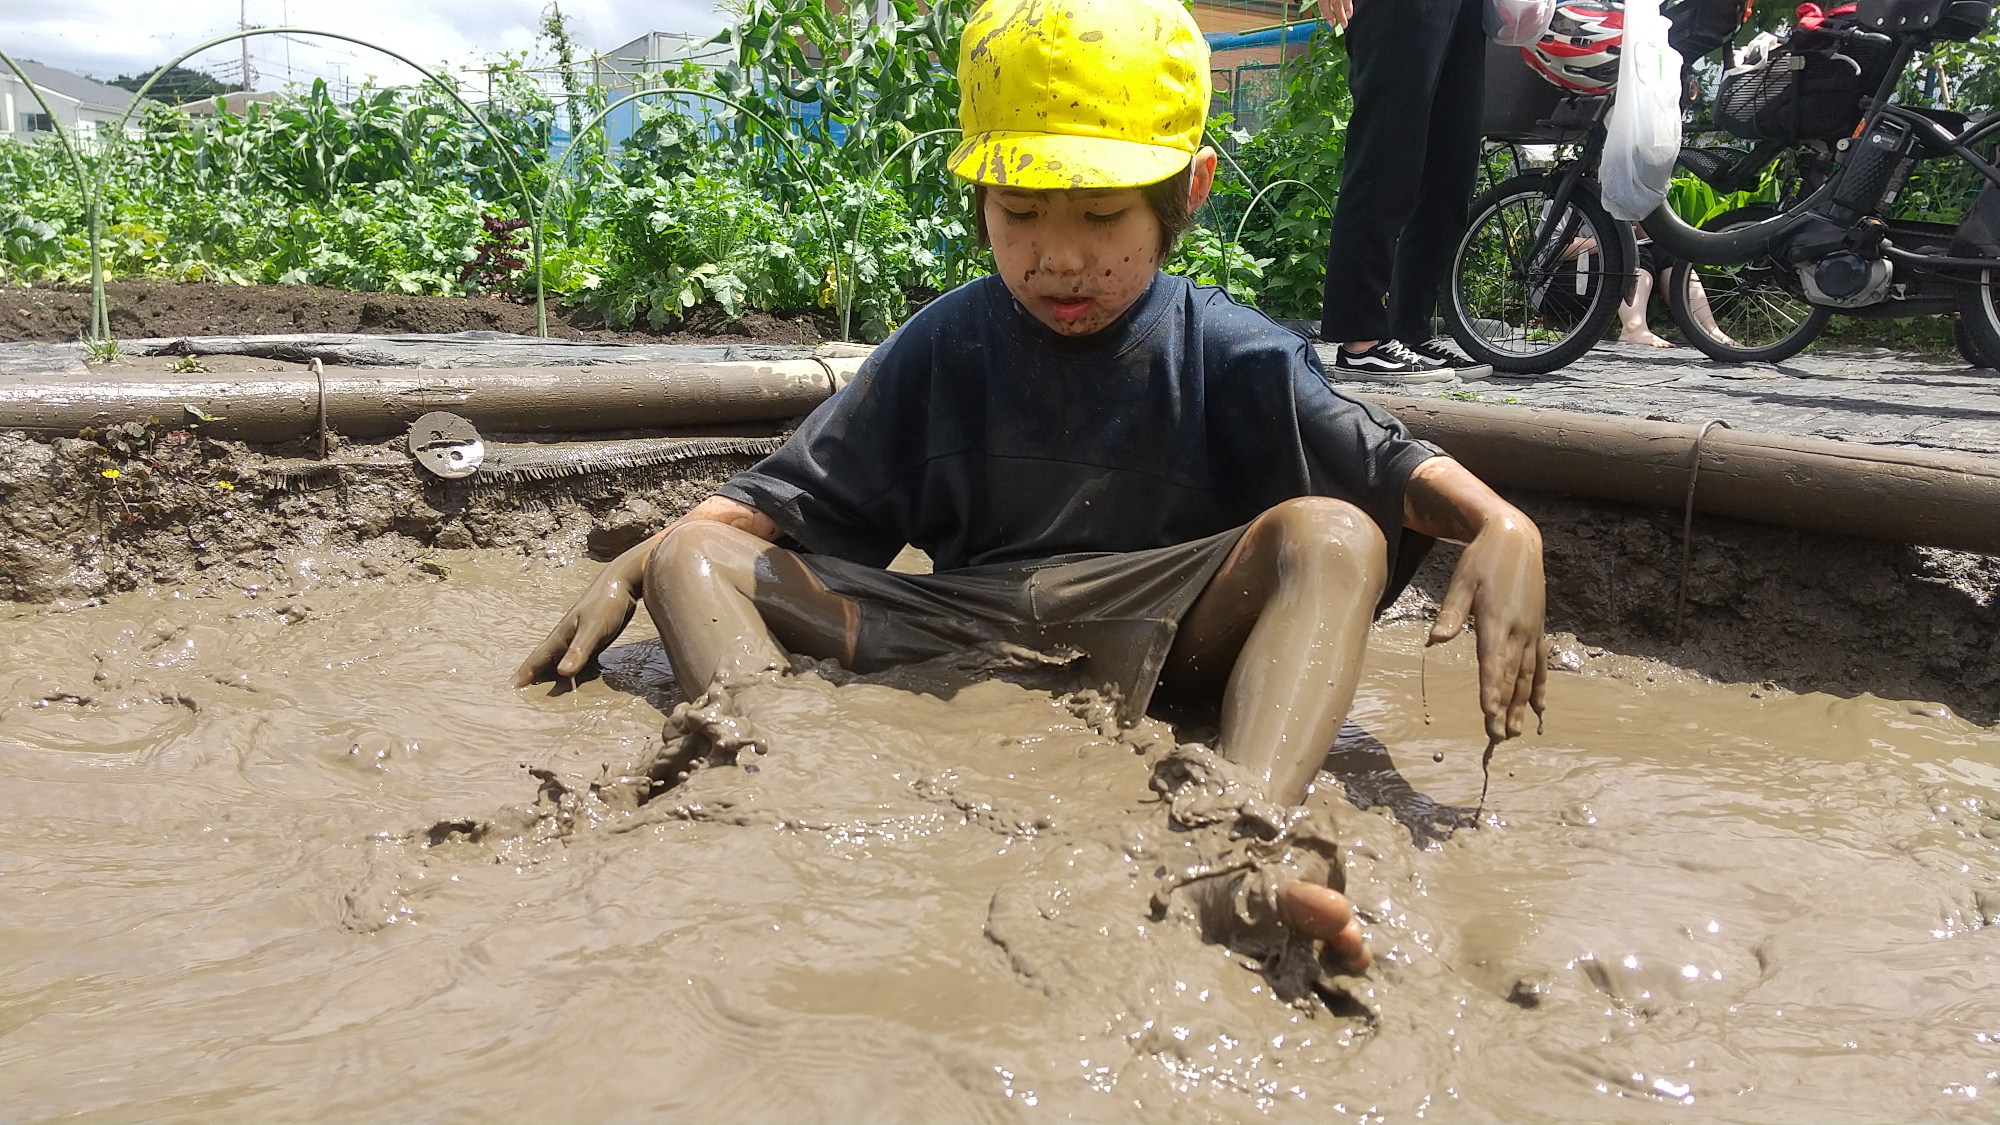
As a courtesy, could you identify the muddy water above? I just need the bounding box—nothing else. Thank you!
[2,555,1995,1124]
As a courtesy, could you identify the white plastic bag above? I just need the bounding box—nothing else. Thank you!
[1599,0,1684,221]
[1486,0,1555,46]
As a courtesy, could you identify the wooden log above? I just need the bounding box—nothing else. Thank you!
[0,360,863,444]
[1361,394,2000,554]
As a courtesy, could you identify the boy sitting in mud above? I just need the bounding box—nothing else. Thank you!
[517,0,1547,981]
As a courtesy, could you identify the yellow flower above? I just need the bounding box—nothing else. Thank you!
[215,480,236,491]
[100,468,120,479]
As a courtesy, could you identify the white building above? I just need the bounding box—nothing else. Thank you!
[597,31,731,92]
[590,32,731,150]
[0,60,154,147]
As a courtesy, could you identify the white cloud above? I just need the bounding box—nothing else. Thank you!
[0,0,727,92]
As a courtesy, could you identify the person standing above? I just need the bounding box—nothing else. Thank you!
[1320,0,1493,380]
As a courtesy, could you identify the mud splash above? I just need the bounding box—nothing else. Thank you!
[2,555,1995,1122]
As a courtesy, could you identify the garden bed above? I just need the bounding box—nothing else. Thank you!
[0,280,832,346]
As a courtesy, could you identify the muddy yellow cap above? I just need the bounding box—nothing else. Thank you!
[948,0,1210,190]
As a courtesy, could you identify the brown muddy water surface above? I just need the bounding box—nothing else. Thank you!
[3,554,1995,1123]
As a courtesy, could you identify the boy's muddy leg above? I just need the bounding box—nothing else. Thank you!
[1159,496,1388,973]
[645,521,860,691]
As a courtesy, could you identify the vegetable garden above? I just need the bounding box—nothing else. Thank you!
[3,0,1997,344]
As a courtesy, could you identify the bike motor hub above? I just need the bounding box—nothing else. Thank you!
[1801,251,1896,306]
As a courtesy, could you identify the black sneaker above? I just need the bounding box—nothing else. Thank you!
[1405,337,1494,379]
[1327,339,1458,383]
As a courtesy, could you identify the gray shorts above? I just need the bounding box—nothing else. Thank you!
[795,526,1248,720]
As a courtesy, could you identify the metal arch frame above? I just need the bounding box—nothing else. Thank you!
[0,51,110,342]
[104,28,551,337]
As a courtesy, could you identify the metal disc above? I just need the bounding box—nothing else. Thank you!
[407,411,485,479]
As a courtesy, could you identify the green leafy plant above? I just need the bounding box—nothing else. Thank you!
[81,334,123,364]
[1167,224,1273,305]
[1209,25,1352,320]
[1667,158,1781,227]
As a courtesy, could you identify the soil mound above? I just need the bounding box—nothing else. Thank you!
[1,280,829,345]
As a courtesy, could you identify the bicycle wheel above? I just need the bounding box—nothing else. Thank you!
[1444,173,1629,375]
[1664,205,1830,363]
[1955,269,2000,370]
[1954,313,2000,369]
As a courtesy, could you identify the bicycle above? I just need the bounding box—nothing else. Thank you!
[1645,0,2000,368]
[1442,31,1800,374]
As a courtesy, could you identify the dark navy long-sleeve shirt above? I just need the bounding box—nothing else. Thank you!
[718,272,1440,610]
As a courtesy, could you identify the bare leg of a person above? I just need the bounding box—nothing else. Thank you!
[1617,269,1674,347]
[1683,271,1738,346]
[1158,496,1388,972]
[644,521,860,691]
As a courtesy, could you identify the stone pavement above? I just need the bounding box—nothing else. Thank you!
[1322,340,2000,457]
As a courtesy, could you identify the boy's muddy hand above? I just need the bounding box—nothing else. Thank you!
[513,539,651,687]
[1429,516,1548,743]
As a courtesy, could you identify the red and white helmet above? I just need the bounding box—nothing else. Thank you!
[1524,0,1624,92]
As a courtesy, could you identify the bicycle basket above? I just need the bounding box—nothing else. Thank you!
[1481,39,1577,142]
[1713,19,1897,142]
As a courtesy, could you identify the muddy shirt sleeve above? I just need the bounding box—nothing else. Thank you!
[715,346,920,568]
[1206,317,1442,610]
[1290,344,1442,531]
[1290,347,1445,610]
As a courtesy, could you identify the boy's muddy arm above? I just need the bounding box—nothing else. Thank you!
[1402,457,1549,742]
[513,495,779,687]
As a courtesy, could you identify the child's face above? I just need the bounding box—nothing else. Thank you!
[983,152,1212,337]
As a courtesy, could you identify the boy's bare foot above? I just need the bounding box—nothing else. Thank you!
[1618,328,1675,348]
[1277,881,1372,973]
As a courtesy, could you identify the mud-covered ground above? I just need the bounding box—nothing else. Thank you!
[1,280,830,345]
[3,427,1993,723]
[2,558,1994,1123]
[3,423,1996,1122]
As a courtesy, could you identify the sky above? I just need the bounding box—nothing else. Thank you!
[1,0,729,93]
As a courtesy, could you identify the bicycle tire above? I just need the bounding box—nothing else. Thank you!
[1955,271,2000,371]
[1444,173,1630,375]
[1954,313,2000,369]
[1664,206,1830,364]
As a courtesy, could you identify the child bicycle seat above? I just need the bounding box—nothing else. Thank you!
[1856,0,1994,38]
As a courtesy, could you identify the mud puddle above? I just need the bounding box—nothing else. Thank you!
[2,554,1995,1123]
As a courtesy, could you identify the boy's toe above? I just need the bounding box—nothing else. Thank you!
[1276,881,1372,974]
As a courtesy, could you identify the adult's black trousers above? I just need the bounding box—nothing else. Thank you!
[1321,0,1487,344]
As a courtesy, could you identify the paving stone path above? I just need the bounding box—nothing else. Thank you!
[1323,340,2000,457]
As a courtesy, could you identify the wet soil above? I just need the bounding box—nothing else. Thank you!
[0,429,769,605]
[2,559,1993,1122]
[1,280,830,345]
[1401,491,2000,724]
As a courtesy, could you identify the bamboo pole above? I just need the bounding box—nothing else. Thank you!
[1361,394,2000,554]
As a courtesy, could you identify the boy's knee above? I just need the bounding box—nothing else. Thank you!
[1257,497,1388,583]
[650,519,756,588]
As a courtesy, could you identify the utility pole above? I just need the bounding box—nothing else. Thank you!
[239,0,257,94]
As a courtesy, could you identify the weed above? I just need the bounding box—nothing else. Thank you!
[167,354,208,374]
[81,334,122,365]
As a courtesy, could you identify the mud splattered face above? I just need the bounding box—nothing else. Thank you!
[985,186,1170,337]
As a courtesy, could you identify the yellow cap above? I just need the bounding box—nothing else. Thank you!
[949,0,1211,190]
